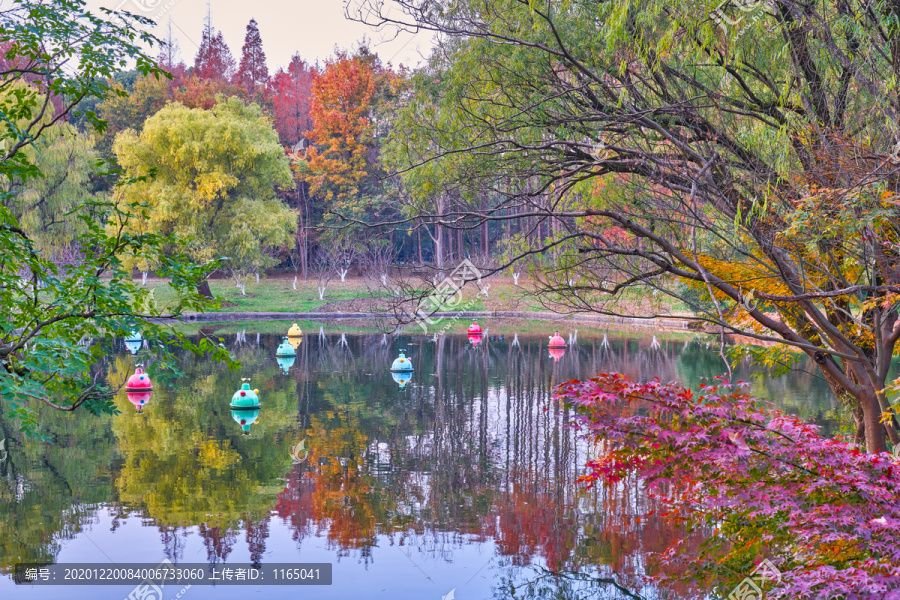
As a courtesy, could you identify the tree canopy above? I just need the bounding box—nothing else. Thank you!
[297,51,377,205]
[0,118,99,262]
[194,21,236,82]
[111,97,297,292]
[235,18,269,97]
[0,0,231,431]
[353,0,900,452]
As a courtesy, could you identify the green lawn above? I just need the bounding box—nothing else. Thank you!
[142,275,689,316]
[145,278,385,313]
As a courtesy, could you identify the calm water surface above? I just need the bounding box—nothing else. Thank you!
[0,324,839,599]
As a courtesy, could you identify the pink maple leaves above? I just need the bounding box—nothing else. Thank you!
[559,373,900,599]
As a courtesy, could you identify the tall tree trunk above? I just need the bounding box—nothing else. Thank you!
[434,224,444,271]
[417,226,423,266]
[301,234,308,281]
[860,389,887,453]
[197,278,213,299]
[504,206,510,243]
[301,180,310,281]
[446,226,454,263]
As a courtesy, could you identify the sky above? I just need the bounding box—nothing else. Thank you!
[87,0,432,72]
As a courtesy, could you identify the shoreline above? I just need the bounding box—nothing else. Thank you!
[176,310,693,332]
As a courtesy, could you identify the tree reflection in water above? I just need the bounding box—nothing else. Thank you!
[0,328,837,598]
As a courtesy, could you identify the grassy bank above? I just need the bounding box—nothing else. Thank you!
[146,277,387,313]
[143,275,688,316]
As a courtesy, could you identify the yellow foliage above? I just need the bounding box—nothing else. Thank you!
[197,439,240,471]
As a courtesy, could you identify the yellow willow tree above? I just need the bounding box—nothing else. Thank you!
[111,97,297,297]
[0,120,99,264]
[357,0,900,452]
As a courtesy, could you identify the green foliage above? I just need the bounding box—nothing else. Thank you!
[673,279,720,317]
[362,0,900,451]
[95,74,171,162]
[0,121,100,258]
[0,1,237,432]
[111,97,298,278]
[0,198,236,434]
[0,0,159,159]
[728,343,804,380]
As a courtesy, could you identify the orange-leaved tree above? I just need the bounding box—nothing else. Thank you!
[297,51,376,207]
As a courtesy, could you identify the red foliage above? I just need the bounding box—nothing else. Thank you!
[562,373,900,599]
[193,24,235,82]
[234,18,269,96]
[172,75,238,110]
[271,54,315,147]
[299,52,377,199]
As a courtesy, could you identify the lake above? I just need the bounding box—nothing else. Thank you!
[0,323,840,599]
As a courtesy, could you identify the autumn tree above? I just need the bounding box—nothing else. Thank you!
[271,53,315,147]
[172,75,238,110]
[271,54,317,278]
[96,73,170,161]
[292,51,377,276]
[111,97,297,297]
[293,48,405,273]
[296,51,376,204]
[355,0,900,452]
[0,120,99,264]
[235,18,269,98]
[0,0,228,428]
[194,21,235,82]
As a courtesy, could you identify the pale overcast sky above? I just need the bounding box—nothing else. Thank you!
[87,0,430,71]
